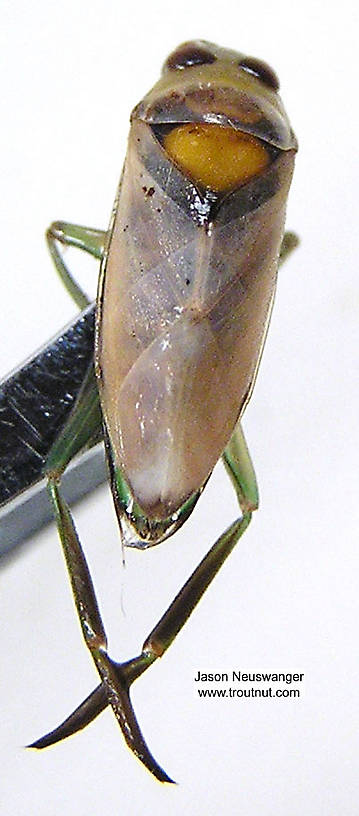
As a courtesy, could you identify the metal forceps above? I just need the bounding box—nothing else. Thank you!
[0,305,105,557]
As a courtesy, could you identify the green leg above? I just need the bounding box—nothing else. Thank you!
[44,362,102,477]
[31,229,297,777]
[39,218,106,474]
[46,221,106,309]
[30,422,258,783]
[41,220,107,473]
[48,478,173,783]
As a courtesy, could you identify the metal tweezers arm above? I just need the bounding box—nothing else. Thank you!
[0,304,106,557]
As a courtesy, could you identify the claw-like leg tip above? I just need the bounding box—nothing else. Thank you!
[26,737,51,750]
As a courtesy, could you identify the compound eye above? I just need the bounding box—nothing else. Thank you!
[238,57,279,91]
[165,42,216,71]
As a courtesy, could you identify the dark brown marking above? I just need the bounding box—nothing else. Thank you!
[166,43,216,71]
[238,57,279,91]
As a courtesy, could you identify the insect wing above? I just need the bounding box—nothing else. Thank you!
[96,43,297,525]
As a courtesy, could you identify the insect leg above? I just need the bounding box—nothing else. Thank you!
[31,366,173,781]
[28,684,107,748]
[46,221,105,309]
[140,422,257,658]
[41,478,173,782]
[44,363,102,477]
[31,424,257,773]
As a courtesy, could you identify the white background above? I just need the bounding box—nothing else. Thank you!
[1,1,358,814]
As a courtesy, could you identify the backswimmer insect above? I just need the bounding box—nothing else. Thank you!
[18,41,297,782]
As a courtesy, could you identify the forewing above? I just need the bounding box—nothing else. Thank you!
[96,121,295,519]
